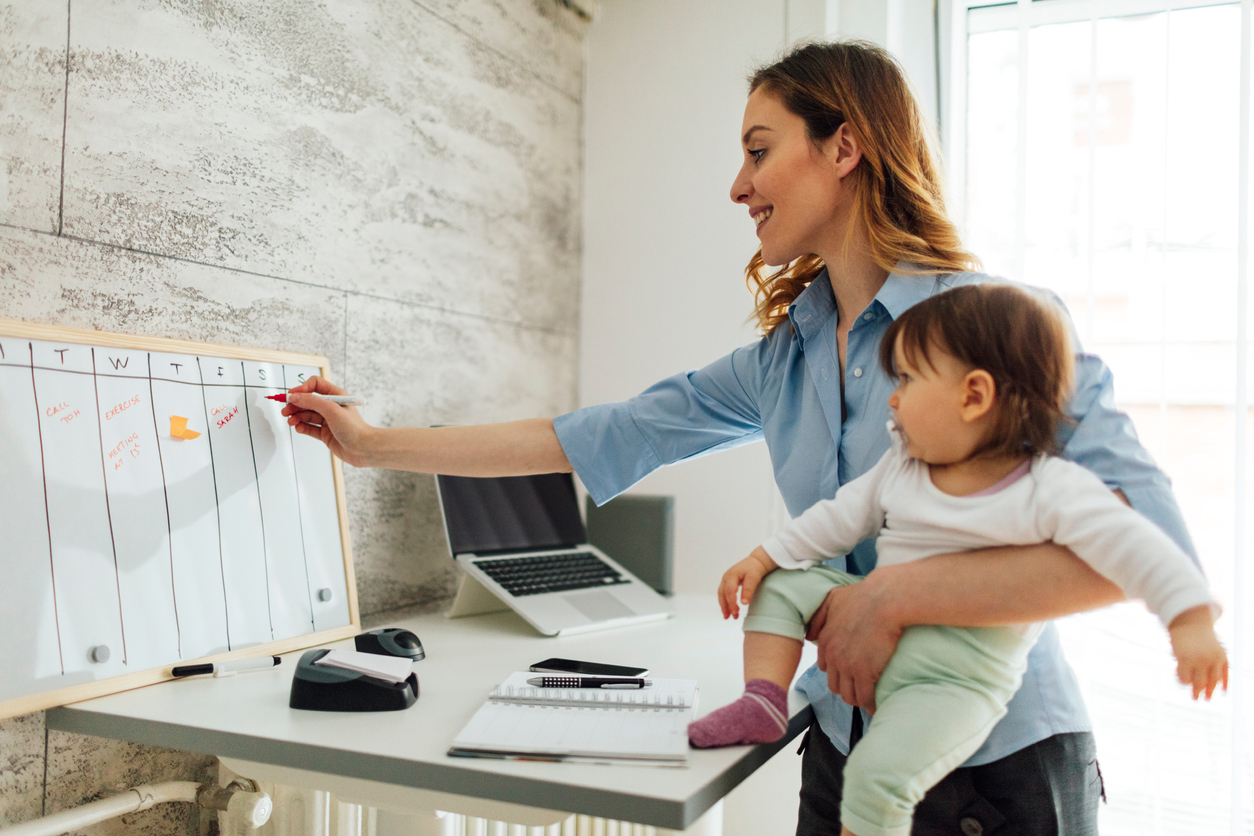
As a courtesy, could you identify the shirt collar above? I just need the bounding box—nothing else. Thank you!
[786,264,942,352]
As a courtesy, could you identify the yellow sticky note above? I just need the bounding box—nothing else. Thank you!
[170,415,201,440]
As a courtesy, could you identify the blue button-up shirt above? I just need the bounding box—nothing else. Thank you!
[554,267,1196,764]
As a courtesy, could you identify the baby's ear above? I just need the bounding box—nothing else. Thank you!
[961,370,997,421]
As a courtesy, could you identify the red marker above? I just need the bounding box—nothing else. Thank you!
[266,393,366,406]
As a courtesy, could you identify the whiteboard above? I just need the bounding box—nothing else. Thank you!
[0,320,358,719]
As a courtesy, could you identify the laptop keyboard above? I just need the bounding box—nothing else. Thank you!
[474,552,630,597]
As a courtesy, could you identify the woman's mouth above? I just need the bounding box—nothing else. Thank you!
[753,207,773,229]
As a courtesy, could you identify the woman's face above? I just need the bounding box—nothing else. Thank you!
[730,88,855,267]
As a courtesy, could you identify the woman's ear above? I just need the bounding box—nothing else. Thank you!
[824,123,862,179]
[961,369,997,422]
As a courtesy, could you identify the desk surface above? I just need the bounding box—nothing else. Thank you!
[48,594,815,830]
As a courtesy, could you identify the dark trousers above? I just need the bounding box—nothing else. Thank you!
[796,721,1103,835]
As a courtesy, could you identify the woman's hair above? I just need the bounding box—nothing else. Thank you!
[745,41,979,335]
[877,283,1075,457]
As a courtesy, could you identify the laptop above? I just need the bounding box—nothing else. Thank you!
[435,472,673,636]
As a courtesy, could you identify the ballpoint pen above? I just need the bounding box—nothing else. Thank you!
[526,676,652,689]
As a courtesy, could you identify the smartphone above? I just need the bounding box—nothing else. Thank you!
[529,657,650,677]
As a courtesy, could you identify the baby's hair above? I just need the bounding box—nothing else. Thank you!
[878,283,1075,457]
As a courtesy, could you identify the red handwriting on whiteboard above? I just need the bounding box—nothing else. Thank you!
[105,395,141,420]
[46,402,81,424]
[211,405,239,429]
[107,434,141,470]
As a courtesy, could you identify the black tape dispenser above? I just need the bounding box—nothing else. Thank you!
[289,649,419,712]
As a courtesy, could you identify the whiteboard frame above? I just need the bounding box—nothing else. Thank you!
[0,318,360,719]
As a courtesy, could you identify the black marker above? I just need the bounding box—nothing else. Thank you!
[172,656,280,677]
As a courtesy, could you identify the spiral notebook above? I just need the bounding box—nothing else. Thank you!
[448,672,699,765]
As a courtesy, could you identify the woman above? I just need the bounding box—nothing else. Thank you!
[283,41,1195,835]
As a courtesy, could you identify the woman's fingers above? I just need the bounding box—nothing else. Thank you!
[289,375,346,397]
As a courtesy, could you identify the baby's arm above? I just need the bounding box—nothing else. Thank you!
[1038,459,1227,699]
[1169,605,1229,699]
[718,547,778,620]
[761,448,896,570]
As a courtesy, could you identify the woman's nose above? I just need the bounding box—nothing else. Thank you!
[888,391,899,408]
[730,164,752,204]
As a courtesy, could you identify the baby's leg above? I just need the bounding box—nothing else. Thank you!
[689,566,857,749]
[839,625,1029,836]
[745,630,804,692]
[688,632,803,748]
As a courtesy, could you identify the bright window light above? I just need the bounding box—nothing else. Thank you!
[958,1,1252,831]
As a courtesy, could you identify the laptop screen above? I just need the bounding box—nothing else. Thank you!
[436,472,588,556]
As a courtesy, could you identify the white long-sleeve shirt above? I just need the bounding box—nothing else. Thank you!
[761,436,1216,640]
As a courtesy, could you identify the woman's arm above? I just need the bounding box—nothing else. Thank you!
[807,543,1125,712]
[282,376,571,475]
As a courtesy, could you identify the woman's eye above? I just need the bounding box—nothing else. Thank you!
[748,148,765,163]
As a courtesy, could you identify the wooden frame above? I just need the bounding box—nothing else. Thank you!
[0,318,360,719]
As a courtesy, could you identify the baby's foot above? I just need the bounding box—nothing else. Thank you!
[688,679,788,748]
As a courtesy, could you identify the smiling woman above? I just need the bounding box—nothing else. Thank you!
[283,40,1197,836]
[734,42,976,337]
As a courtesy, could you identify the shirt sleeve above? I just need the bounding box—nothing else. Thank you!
[1034,458,1218,628]
[760,448,896,569]
[553,339,770,506]
[1058,352,1198,563]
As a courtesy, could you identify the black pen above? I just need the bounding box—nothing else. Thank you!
[527,676,652,689]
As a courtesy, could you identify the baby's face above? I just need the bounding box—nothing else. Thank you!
[886,336,986,465]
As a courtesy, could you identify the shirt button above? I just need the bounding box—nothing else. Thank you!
[960,818,983,836]
[853,368,863,378]
[863,312,874,321]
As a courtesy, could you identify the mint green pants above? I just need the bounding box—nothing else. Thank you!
[745,567,1031,836]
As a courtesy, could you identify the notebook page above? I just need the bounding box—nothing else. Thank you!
[451,701,693,762]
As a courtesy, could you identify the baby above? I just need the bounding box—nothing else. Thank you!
[687,283,1227,836]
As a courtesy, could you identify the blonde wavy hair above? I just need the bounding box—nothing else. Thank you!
[745,41,979,335]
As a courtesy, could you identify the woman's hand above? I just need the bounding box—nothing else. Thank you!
[717,547,778,620]
[281,376,377,467]
[805,569,903,713]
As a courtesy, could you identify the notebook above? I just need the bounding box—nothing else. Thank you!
[448,672,699,764]
[436,472,673,636]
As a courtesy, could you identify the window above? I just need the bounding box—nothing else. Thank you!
[951,0,1252,831]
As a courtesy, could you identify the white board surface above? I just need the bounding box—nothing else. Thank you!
[0,322,357,718]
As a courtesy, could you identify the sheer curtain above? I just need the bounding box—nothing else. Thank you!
[948,0,1252,831]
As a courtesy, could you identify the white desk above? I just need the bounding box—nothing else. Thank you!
[47,595,815,831]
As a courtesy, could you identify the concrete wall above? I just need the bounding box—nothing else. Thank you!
[0,1,584,832]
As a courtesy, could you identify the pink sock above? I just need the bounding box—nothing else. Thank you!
[688,679,789,748]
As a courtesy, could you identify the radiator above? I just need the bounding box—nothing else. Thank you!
[219,781,721,836]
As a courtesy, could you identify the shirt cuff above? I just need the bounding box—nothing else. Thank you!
[761,535,818,570]
[553,403,663,506]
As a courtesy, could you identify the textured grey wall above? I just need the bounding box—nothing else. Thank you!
[0,0,584,832]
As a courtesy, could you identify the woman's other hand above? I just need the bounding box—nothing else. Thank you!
[281,376,377,467]
[805,568,904,713]
[717,547,778,620]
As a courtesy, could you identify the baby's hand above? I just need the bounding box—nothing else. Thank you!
[1168,605,1229,700]
[717,547,777,620]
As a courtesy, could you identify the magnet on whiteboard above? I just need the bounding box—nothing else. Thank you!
[317,588,333,602]
[89,645,110,664]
